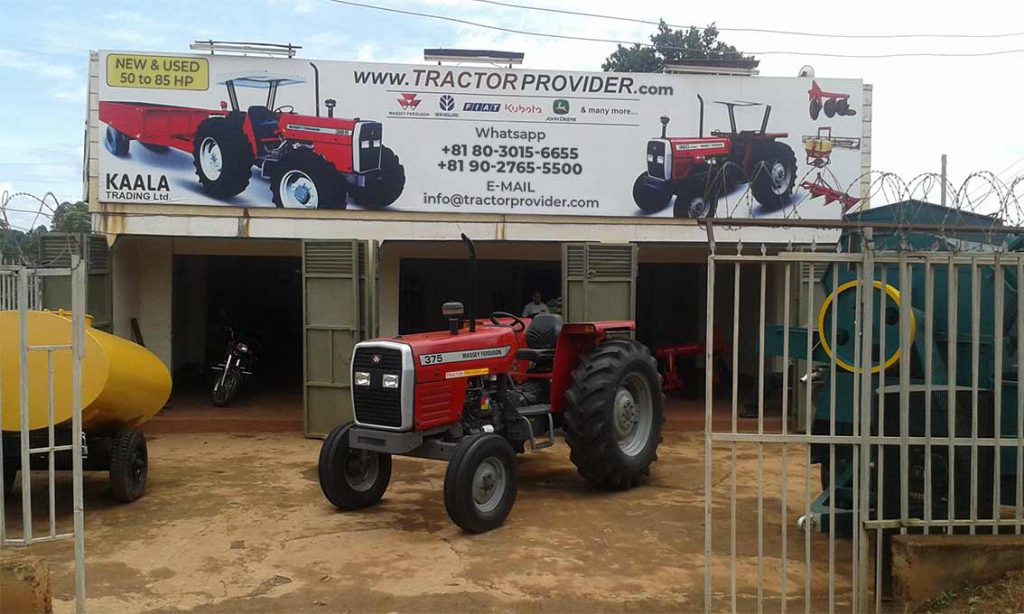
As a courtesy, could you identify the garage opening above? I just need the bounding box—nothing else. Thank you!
[167,255,303,429]
[399,258,560,334]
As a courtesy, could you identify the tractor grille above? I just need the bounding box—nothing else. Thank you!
[352,345,405,429]
[647,140,668,179]
[353,121,382,174]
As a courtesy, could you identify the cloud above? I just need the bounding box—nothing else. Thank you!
[0,47,77,82]
[266,0,313,14]
[52,84,88,104]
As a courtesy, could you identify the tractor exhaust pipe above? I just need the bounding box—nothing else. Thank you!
[761,104,772,135]
[460,233,477,333]
[310,62,321,117]
[697,94,704,138]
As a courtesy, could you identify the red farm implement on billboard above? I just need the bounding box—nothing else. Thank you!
[99,63,405,210]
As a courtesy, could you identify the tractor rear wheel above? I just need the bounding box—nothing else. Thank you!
[2,464,16,496]
[271,149,347,209]
[109,428,148,503]
[318,423,392,510]
[564,340,664,489]
[750,142,797,210]
[352,147,405,209]
[633,173,673,213]
[105,126,130,157]
[444,433,518,533]
[192,117,254,198]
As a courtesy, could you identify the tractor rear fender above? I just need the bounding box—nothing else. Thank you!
[549,321,635,413]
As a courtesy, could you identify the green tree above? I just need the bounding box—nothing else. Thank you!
[51,200,92,233]
[603,22,757,73]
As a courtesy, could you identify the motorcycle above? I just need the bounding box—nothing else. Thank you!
[211,328,255,407]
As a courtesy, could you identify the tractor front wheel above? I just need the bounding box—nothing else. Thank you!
[109,428,148,503]
[564,340,664,489]
[351,147,405,209]
[271,149,347,210]
[750,142,797,210]
[633,173,673,213]
[318,423,392,510]
[192,117,254,198]
[674,177,719,219]
[444,433,518,533]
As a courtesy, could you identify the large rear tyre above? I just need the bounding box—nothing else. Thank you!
[192,117,254,198]
[2,464,16,496]
[633,173,673,213]
[351,147,405,209]
[271,148,348,210]
[750,142,797,210]
[564,340,664,489]
[318,423,392,510]
[444,433,518,533]
[109,428,148,503]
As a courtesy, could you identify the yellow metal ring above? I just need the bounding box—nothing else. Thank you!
[817,280,916,374]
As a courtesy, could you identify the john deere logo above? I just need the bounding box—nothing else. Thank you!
[553,99,570,115]
[439,95,455,111]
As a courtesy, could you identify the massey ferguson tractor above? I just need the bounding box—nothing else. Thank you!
[632,95,797,218]
[317,235,664,533]
[99,63,405,210]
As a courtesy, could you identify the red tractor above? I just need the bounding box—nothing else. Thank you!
[632,96,797,218]
[318,235,664,533]
[100,63,405,210]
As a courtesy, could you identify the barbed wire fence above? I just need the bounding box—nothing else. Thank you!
[0,190,76,266]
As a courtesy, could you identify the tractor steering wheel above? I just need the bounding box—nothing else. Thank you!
[489,312,526,332]
[274,105,295,114]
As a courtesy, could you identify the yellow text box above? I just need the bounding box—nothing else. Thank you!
[106,54,209,91]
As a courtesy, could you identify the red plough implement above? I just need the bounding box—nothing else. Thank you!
[655,335,731,395]
[799,127,861,212]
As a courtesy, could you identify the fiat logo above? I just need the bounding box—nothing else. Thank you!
[371,354,382,365]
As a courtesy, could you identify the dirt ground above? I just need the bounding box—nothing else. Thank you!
[2,401,855,613]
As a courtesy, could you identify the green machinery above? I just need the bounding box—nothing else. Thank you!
[765,201,1023,535]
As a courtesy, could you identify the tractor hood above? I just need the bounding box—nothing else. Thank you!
[393,323,521,384]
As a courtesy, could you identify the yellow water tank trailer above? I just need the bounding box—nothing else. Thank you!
[1,310,171,502]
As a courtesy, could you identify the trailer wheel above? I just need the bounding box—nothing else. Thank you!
[105,126,130,157]
[823,98,837,118]
[192,117,254,198]
[270,149,347,209]
[444,433,518,533]
[633,173,673,213]
[809,97,822,121]
[109,428,148,503]
[351,147,405,210]
[318,423,392,510]
[2,464,16,496]
[564,340,664,489]
[750,142,797,209]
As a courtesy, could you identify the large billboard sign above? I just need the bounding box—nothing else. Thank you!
[96,51,864,219]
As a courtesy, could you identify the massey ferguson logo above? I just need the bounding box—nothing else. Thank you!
[371,354,382,365]
[397,93,421,110]
[439,95,455,111]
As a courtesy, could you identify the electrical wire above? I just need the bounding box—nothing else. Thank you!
[325,0,1024,59]
[468,0,1024,40]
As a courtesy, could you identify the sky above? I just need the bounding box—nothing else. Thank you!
[1,0,1023,225]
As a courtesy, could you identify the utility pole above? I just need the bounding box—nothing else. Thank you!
[940,154,948,206]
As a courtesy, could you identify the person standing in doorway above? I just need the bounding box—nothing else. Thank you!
[522,290,549,318]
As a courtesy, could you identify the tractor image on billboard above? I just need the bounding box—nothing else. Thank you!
[632,95,797,218]
[99,63,405,210]
[318,235,665,533]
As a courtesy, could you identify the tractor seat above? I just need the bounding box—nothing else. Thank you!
[515,314,562,369]
[247,106,280,143]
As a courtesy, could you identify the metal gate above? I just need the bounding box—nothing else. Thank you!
[702,225,1024,612]
[1,259,88,612]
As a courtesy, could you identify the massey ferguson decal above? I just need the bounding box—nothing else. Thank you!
[419,347,511,366]
[96,50,863,219]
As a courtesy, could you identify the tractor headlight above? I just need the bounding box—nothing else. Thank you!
[656,155,664,164]
[647,154,654,162]
[373,140,381,147]
[354,371,371,386]
[361,140,370,149]
[382,374,399,389]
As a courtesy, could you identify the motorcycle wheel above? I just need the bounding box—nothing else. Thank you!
[213,368,241,407]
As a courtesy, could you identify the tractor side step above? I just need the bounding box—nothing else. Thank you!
[516,405,555,451]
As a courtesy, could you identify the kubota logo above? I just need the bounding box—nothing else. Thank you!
[397,93,421,110]
[439,95,455,111]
